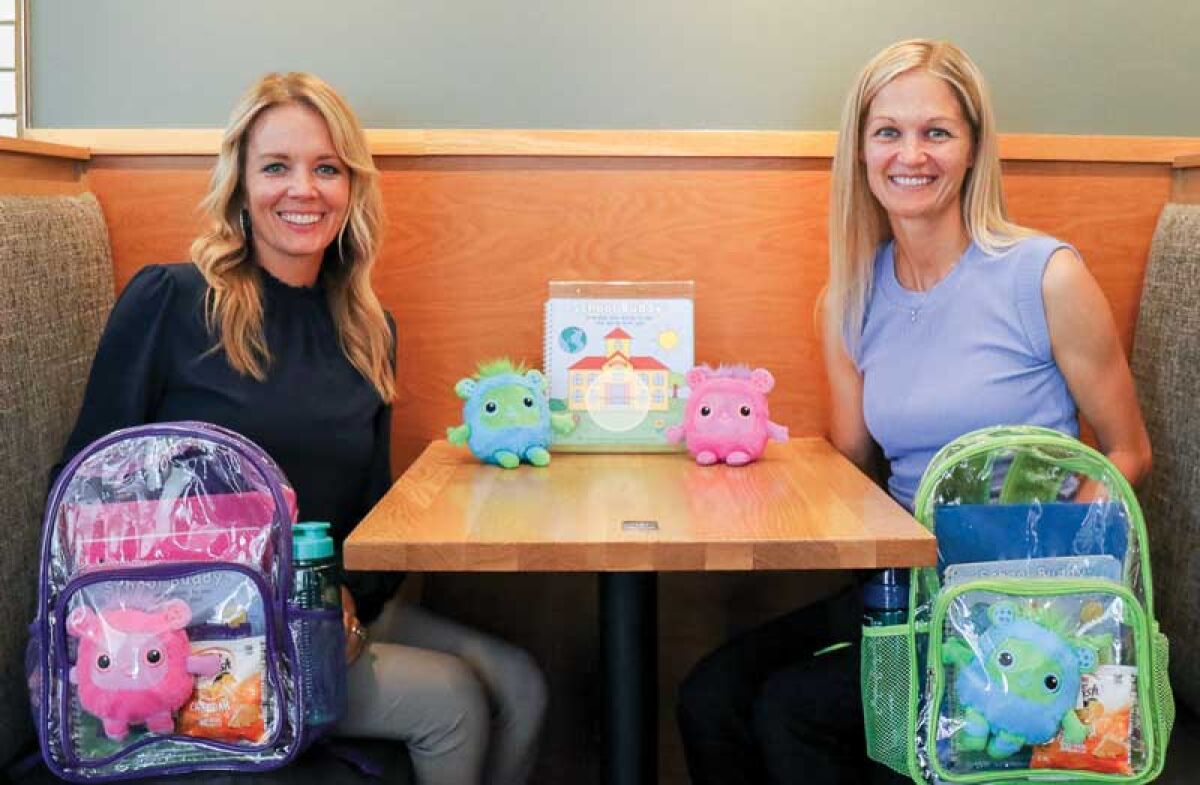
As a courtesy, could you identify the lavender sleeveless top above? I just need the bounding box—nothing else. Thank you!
[853,236,1078,510]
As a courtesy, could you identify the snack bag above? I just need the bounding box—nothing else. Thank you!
[1031,664,1136,775]
[176,625,268,744]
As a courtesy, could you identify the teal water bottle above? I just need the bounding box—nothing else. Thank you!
[862,569,909,627]
[291,522,345,725]
[292,522,341,611]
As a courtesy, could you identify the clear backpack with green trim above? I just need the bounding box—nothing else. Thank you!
[862,426,1174,784]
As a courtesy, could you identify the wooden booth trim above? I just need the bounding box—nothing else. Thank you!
[0,135,90,161]
[0,136,91,195]
[23,128,1200,164]
[1174,153,1200,169]
[1173,153,1200,204]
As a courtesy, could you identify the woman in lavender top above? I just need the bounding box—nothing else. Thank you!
[676,39,1150,785]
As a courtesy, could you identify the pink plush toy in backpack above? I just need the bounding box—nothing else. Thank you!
[67,599,220,740]
[666,365,789,466]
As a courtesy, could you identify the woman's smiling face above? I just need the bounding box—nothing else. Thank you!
[861,69,974,225]
[242,101,350,285]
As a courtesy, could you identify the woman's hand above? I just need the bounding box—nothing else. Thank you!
[342,586,368,665]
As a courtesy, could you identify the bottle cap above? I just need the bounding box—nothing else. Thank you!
[293,521,335,561]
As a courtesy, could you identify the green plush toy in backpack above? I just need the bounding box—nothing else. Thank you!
[941,600,1108,759]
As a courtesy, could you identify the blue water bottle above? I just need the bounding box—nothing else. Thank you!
[291,522,346,725]
[862,569,909,627]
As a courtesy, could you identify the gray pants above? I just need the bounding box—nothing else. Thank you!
[334,595,548,785]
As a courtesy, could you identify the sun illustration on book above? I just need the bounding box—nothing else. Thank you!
[658,330,679,350]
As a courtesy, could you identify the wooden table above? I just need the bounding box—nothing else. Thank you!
[344,438,935,785]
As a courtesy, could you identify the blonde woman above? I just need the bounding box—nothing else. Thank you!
[677,40,1148,785]
[58,73,546,785]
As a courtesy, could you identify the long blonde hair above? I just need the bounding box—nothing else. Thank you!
[827,39,1034,352]
[190,72,395,401]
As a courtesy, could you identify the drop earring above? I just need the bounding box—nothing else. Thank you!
[240,208,252,239]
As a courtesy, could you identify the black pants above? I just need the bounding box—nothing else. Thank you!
[676,586,910,785]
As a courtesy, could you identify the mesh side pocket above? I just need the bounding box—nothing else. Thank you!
[288,607,348,731]
[1153,630,1175,746]
[862,624,913,777]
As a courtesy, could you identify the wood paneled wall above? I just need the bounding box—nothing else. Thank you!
[88,154,1173,475]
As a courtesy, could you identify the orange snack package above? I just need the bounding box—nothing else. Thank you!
[177,628,267,744]
[1032,664,1136,775]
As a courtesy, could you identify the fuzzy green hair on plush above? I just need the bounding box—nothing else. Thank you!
[473,358,528,379]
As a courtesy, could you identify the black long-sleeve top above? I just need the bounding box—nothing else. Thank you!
[56,262,402,623]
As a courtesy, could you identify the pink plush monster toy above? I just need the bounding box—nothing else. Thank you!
[66,599,220,740]
[666,365,789,466]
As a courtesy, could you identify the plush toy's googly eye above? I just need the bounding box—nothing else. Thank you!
[1044,674,1060,692]
[146,649,163,665]
[484,401,498,414]
[700,406,712,417]
[96,654,111,670]
[523,397,534,408]
[997,651,1015,668]
[739,405,751,417]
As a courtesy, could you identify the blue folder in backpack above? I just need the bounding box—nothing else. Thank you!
[934,502,1129,575]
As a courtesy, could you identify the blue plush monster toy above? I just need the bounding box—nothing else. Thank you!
[447,359,575,468]
[942,601,1105,759]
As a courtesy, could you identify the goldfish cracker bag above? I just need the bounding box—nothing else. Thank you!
[1031,664,1136,775]
[177,624,267,744]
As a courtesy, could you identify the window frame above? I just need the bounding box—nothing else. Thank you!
[0,0,25,135]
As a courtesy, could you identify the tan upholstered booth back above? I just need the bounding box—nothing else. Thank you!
[0,193,114,763]
[1133,199,1200,714]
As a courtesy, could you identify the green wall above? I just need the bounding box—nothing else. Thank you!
[28,0,1200,134]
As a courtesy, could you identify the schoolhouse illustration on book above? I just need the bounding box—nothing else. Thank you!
[566,328,672,413]
[543,281,694,451]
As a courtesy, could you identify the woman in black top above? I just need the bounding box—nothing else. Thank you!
[59,72,546,785]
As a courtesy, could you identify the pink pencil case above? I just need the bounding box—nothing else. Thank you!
[62,488,297,569]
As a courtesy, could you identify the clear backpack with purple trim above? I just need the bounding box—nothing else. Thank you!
[28,422,347,782]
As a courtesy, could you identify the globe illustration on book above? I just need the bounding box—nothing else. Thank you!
[558,326,587,354]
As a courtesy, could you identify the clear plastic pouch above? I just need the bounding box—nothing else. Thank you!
[59,565,283,766]
[927,584,1153,780]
